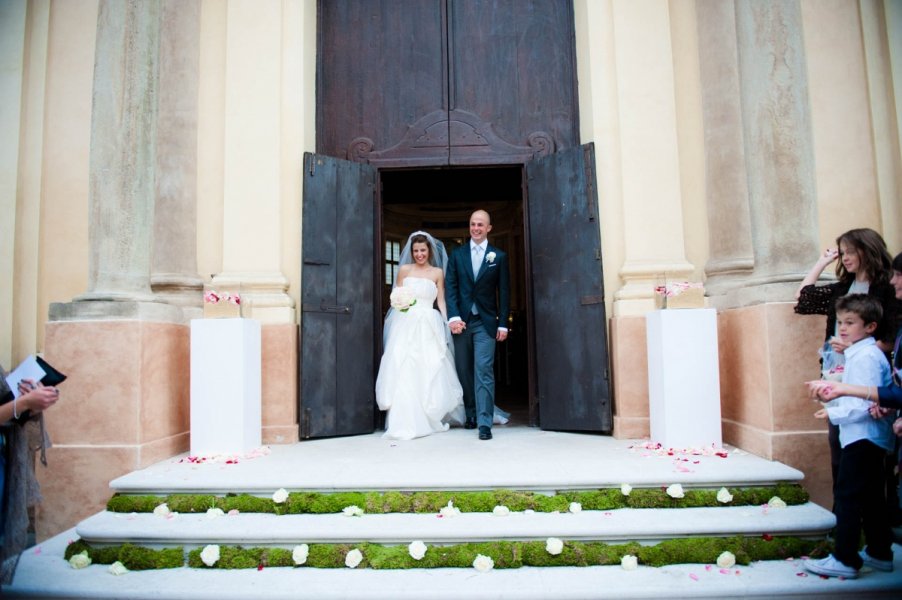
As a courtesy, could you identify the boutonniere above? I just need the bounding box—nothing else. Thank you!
[485,251,496,263]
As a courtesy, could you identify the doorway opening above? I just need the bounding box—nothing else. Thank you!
[378,165,532,425]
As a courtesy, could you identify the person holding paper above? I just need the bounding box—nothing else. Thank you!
[0,366,59,570]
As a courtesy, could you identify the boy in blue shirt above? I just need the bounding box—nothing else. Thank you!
[804,294,894,578]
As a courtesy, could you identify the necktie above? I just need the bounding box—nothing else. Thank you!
[472,244,483,278]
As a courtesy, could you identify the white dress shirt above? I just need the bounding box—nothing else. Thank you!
[825,336,893,451]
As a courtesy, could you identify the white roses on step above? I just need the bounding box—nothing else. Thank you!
[408,540,427,560]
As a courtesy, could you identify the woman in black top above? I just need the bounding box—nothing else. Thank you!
[795,228,901,511]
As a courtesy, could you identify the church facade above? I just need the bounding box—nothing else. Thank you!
[2,0,900,541]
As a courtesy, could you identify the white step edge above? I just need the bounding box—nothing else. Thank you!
[6,528,902,600]
[74,503,835,547]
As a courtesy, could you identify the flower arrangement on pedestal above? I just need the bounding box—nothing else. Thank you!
[203,288,242,318]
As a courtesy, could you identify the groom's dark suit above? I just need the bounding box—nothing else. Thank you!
[445,240,511,431]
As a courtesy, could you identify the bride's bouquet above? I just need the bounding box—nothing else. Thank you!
[390,287,417,312]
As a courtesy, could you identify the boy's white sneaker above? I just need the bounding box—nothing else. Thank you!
[859,549,894,572]
[803,554,859,579]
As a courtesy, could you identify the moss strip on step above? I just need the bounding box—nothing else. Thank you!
[64,536,831,571]
[106,484,808,515]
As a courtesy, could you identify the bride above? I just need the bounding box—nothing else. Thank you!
[376,231,464,440]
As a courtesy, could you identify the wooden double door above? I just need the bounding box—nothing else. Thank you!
[300,0,611,438]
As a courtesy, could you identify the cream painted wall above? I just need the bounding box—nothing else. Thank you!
[573,0,625,323]
[197,0,226,283]
[880,0,902,252]
[36,0,97,347]
[13,0,49,365]
[801,0,883,250]
[1,0,28,367]
[668,0,708,288]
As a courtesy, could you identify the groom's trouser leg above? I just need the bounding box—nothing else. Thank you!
[470,319,496,429]
[453,325,476,421]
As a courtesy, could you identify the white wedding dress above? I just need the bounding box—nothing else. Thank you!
[376,277,465,440]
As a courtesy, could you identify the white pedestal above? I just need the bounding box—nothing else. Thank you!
[646,308,722,449]
[190,318,262,456]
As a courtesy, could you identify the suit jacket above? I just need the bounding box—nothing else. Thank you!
[446,241,511,337]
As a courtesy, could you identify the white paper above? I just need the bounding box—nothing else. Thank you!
[4,355,47,399]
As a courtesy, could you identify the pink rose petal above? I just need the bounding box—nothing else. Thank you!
[719,569,731,574]
[689,573,699,581]
[704,565,712,571]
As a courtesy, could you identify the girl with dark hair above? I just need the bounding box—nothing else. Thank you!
[796,229,902,515]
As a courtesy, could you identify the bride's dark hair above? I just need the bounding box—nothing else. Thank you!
[410,233,433,265]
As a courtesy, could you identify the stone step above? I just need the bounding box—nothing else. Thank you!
[107,432,804,495]
[6,527,902,600]
[76,503,835,548]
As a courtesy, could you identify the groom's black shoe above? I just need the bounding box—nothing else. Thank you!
[478,426,492,440]
[464,418,477,430]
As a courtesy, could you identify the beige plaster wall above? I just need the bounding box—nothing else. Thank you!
[801,0,884,250]
[37,0,97,338]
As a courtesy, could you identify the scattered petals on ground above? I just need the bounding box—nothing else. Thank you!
[620,483,632,496]
[568,502,582,514]
[342,505,364,517]
[492,505,510,516]
[272,488,289,503]
[176,446,272,465]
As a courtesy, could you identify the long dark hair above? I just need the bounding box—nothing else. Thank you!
[835,228,892,286]
[893,252,902,273]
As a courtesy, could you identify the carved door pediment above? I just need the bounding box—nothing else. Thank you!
[349,109,555,167]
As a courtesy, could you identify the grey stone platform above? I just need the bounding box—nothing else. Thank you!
[5,427,902,598]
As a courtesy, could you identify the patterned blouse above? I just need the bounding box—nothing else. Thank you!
[795,279,901,346]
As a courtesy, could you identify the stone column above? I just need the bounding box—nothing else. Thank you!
[715,1,830,508]
[213,0,295,324]
[75,0,161,306]
[151,0,203,317]
[728,0,819,305]
[695,0,754,297]
[40,0,189,541]
[609,0,695,316]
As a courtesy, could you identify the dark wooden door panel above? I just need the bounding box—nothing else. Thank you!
[300,153,377,438]
[317,0,447,162]
[317,0,577,166]
[447,0,579,159]
[526,144,612,432]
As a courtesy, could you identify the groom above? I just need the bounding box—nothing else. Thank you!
[446,209,510,440]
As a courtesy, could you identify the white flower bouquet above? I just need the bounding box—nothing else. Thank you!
[390,287,417,312]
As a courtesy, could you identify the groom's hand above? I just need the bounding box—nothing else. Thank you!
[496,329,508,342]
[450,321,466,335]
